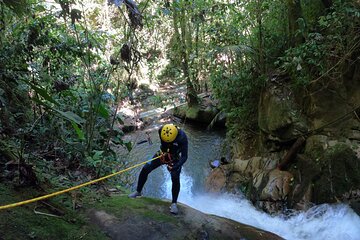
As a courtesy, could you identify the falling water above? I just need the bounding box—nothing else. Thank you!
[162,169,360,240]
[128,124,360,240]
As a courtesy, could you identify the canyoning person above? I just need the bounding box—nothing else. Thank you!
[129,123,188,215]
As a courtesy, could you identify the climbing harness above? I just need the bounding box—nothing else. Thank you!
[159,150,173,165]
[0,155,163,211]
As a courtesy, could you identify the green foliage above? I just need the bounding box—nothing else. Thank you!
[0,0,133,182]
[278,1,360,86]
[211,67,265,135]
[93,195,176,223]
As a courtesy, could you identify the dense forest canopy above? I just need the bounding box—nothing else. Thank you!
[0,0,359,188]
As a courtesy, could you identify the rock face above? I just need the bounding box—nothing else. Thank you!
[206,69,360,214]
[258,79,308,142]
[173,96,224,126]
[89,195,283,240]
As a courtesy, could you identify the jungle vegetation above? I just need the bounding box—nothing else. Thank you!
[0,0,359,194]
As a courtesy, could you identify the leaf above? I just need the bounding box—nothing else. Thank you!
[96,104,110,119]
[29,98,84,125]
[296,63,302,71]
[71,122,85,140]
[32,84,59,105]
[216,45,256,58]
[92,150,104,161]
[111,136,123,145]
[21,79,59,106]
[124,141,133,152]
[54,109,85,124]
[117,115,124,124]
[3,0,28,15]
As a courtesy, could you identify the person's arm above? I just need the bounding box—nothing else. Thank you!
[172,132,188,170]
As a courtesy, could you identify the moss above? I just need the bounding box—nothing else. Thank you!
[91,195,176,224]
[174,105,200,120]
[185,106,200,119]
[0,184,108,240]
[312,144,360,203]
[173,105,187,118]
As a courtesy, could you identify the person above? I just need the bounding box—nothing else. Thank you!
[128,124,188,214]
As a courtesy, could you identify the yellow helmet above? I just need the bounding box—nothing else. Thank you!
[160,124,178,143]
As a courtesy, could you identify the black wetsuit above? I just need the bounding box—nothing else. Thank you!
[136,126,188,203]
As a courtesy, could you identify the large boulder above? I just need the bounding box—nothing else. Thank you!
[217,61,360,214]
[287,139,360,210]
[306,143,360,204]
[205,168,227,192]
[173,97,222,125]
[206,138,360,213]
[206,155,296,213]
[89,195,283,240]
[258,80,308,142]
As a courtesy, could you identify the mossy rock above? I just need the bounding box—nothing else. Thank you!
[312,144,360,204]
[173,105,219,124]
[0,184,107,240]
[89,195,283,240]
[258,83,308,142]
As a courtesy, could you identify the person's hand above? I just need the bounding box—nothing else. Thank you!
[167,162,174,172]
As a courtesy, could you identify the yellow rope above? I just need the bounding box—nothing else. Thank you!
[0,155,162,211]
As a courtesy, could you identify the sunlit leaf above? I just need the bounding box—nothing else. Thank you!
[96,104,110,119]
[24,81,59,106]
[54,109,85,124]
[124,141,133,152]
[71,121,85,140]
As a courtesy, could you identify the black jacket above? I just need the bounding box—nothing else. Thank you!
[158,126,188,170]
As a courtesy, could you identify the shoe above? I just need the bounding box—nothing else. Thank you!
[169,203,178,215]
[128,191,141,198]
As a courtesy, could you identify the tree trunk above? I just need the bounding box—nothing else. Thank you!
[278,137,306,170]
[174,1,198,106]
[287,0,304,47]
[256,0,265,74]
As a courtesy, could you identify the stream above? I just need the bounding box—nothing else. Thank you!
[127,123,360,240]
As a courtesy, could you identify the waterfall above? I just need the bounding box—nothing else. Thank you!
[161,169,360,240]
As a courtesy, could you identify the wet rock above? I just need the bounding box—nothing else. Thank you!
[89,196,283,240]
[220,157,230,164]
[173,97,222,125]
[350,201,360,216]
[205,168,227,192]
[260,169,293,201]
[233,157,262,176]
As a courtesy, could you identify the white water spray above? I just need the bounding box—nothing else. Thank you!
[161,169,360,240]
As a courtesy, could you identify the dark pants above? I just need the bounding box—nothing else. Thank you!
[136,152,181,203]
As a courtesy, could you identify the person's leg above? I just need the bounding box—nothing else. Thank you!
[170,168,181,203]
[136,155,162,193]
